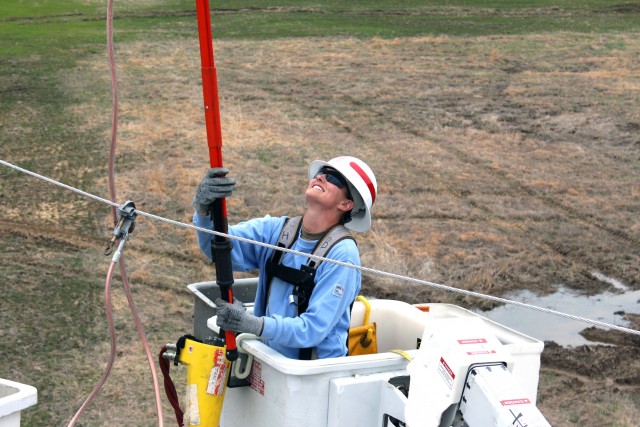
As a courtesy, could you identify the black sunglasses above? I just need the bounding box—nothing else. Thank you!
[314,167,348,190]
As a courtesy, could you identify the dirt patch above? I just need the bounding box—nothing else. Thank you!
[543,342,640,384]
[598,3,640,14]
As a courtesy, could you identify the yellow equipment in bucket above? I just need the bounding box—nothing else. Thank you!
[348,295,378,356]
[178,338,231,427]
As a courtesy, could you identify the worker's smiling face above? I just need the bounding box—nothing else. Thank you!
[306,167,353,210]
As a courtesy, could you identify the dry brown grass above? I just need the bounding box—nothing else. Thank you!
[3,32,639,425]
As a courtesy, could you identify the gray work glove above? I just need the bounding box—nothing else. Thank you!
[193,167,237,215]
[215,298,264,336]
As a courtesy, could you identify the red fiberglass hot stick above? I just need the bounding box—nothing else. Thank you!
[195,0,238,361]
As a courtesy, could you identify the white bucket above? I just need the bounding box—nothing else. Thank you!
[0,379,37,427]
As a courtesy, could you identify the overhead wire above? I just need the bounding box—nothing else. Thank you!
[2,157,639,339]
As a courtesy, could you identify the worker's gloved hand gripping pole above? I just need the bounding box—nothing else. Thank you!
[196,0,238,361]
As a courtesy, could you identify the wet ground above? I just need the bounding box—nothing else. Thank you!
[479,284,640,346]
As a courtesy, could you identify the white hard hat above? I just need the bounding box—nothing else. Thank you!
[308,156,377,232]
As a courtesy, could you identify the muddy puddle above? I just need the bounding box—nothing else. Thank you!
[477,273,640,346]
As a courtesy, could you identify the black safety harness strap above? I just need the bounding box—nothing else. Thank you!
[264,216,354,360]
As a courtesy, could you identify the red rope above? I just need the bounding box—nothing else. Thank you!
[159,347,184,426]
[67,262,118,426]
[107,0,118,224]
[69,0,166,425]
[104,0,165,423]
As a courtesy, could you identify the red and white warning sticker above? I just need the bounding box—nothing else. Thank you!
[437,357,455,389]
[501,398,531,406]
[249,360,265,396]
[457,337,497,355]
[457,338,487,345]
[466,349,497,355]
[206,348,229,396]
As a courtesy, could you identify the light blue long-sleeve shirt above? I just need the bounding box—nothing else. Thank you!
[194,212,361,359]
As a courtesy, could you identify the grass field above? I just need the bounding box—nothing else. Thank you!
[1,1,639,426]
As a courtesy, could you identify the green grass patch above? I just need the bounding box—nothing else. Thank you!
[210,0,635,9]
[205,0,640,38]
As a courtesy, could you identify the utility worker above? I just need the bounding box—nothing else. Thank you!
[193,156,377,359]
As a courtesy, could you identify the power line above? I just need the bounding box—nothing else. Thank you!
[2,157,639,338]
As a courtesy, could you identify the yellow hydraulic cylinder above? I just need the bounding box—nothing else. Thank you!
[178,338,231,427]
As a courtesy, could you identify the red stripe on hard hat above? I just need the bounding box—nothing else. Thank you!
[349,161,376,204]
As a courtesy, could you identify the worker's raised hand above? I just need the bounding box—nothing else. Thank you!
[215,298,263,336]
[193,167,237,215]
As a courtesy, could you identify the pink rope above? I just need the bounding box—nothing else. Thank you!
[69,0,165,424]
[67,262,118,427]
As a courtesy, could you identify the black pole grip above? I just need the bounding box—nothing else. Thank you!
[210,198,238,361]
